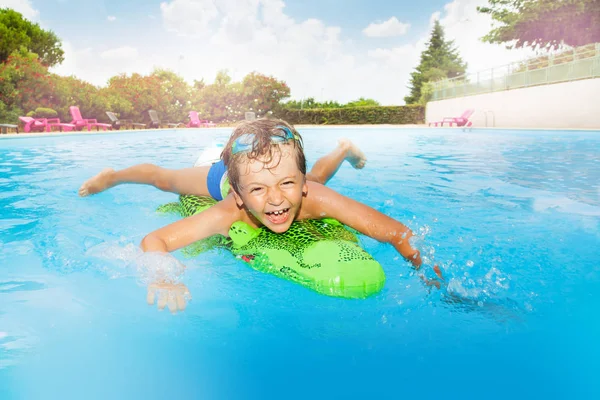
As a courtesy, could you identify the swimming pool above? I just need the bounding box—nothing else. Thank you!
[1,127,599,399]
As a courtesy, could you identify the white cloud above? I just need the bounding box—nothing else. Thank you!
[100,46,139,61]
[363,17,410,38]
[0,0,39,20]
[368,44,419,67]
[151,0,422,104]
[160,0,220,37]
[107,15,116,22]
[49,0,545,106]
[51,42,148,86]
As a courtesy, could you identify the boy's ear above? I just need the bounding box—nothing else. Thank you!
[302,180,308,197]
[232,189,244,208]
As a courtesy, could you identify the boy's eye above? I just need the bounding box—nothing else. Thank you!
[250,187,263,193]
[282,181,294,186]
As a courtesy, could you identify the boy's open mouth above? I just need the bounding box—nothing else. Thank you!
[265,208,290,224]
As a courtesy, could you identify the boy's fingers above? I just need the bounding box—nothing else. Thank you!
[157,290,168,310]
[147,282,189,312]
[147,285,157,305]
[176,292,186,311]
[177,283,191,300]
[427,279,441,289]
[433,265,444,280]
[167,293,178,313]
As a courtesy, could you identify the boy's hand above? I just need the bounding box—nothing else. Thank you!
[393,241,423,268]
[419,264,445,289]
[147,282,191,313]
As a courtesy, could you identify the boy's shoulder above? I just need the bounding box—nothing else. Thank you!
[305,180,342,198]
[299,181,350,219]
[202,195,246,234]
[304,180,329,201]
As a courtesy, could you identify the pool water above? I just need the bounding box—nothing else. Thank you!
[1,127,599,399]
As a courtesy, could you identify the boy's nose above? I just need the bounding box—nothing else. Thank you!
[267,188,284,205]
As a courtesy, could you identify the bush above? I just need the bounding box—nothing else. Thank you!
[274,105,424,125]
[0,102,21,123]
[26,107,58,118]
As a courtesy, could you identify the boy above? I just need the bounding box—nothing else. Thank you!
[82,119,441,311]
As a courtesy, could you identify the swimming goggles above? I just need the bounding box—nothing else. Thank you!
[231,125,299,155]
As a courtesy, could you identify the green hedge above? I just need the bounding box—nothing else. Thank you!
[275,105,424,125]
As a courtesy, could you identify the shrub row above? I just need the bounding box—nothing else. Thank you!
[274,105,424,125]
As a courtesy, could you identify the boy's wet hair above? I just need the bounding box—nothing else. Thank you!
[222,118,307,194]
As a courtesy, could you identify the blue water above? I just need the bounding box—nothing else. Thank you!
[1,127,599,399]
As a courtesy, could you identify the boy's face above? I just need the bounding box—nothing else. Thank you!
[233,145,307,233]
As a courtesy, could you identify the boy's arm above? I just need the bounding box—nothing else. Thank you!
[140,197,239,313]
[303,183,423,268]
[141,198,238,253]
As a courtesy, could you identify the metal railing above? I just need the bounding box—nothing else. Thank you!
[431,43,600,101]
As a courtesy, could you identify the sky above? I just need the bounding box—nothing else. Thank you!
[2,0,537,105]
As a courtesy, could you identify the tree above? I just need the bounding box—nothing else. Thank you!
[0,51,56,121]
[106,72,172,122]
[194,70,245,123]
[478,0,600,51]
[0,8,64,66]
[345,98,380,107]
[53,74,107,123]
[404,20,467,105]
[242,72,290,116]
[193,78,205,91]
[151,68,193,121]
[214,69,232,86]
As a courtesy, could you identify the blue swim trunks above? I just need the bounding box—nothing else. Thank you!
[206,159,230,201]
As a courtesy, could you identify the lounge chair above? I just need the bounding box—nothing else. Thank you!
[187,111,216,128]
[19,117,76,133]
[69,106,112,131]
[46,118,75,132]
[429,109,475,127]
[148,110,184,129]
[106,111,146,130]
[1,123,19,134]
[19,116,47,133]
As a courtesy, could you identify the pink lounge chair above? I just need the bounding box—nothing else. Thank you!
[429,109,475,127]
[19,116,47,133]
[45,118,75,132]
[69,106,112,131]
[19,117,76,133]
[187,111,216,128]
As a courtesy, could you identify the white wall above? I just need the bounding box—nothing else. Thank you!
[426,78,600,129]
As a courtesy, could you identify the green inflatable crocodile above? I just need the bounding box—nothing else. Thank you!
[157,194,386,299]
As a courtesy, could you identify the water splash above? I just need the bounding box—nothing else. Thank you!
[85,242,186,286]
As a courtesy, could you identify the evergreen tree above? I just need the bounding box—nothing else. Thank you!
[404,20,467,104]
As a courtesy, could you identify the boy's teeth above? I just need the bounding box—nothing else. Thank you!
[268,208,288,215]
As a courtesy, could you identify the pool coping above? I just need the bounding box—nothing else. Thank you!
[0,124,599,140]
